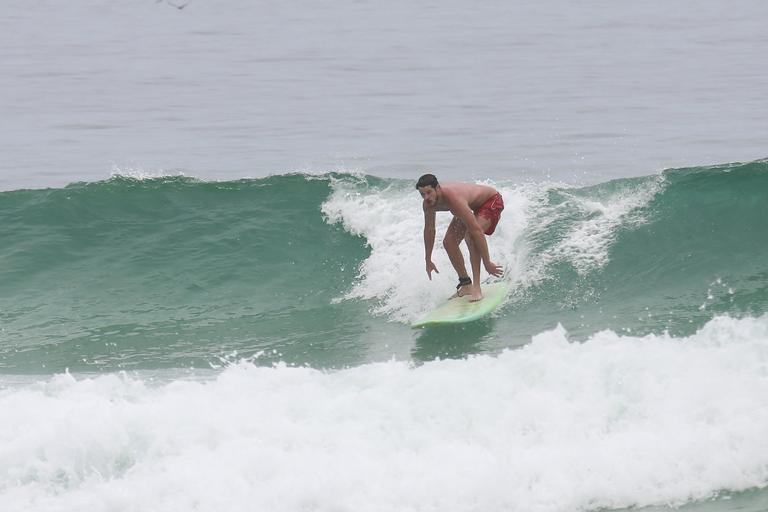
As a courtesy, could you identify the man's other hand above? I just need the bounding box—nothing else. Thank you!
[484,261,503,277]
[426,261,439,280]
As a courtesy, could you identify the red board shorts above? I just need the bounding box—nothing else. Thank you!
[475,193,504,235]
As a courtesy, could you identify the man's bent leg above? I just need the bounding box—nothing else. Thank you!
[465,216,494,302]
[464,233,483,301]
[443,218,471,296]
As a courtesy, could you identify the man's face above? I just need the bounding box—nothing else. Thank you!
[418,185,438,207]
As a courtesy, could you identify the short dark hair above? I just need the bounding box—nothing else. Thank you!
[415,173,439,189]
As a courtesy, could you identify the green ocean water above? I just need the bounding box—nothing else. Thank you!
[1,160,767,373]
[3,160,768,512]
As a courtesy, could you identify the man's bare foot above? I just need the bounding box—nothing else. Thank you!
[450,286,472,299]
[468,285,483,302]
[450,277,473,299]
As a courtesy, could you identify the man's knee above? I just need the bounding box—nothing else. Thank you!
[443,234,458,250]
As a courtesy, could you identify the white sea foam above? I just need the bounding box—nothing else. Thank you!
[109,165,188,181]
[528,175,665,278]
[2,315,768,512]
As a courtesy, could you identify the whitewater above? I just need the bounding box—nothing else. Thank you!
[2,315,768,512]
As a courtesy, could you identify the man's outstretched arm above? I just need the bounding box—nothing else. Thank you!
[423,207,439,279]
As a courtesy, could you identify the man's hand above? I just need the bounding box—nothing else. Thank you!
[426,261,439,280]
[484,260,503,277]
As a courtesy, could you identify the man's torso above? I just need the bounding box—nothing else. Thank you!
[434,182,498,213]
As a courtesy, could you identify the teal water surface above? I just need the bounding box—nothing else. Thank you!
[1,160,767,372]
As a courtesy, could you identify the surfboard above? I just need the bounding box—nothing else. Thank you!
[411,281,509,328]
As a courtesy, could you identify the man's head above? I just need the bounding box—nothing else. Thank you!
[416,173,440,206]
[415,174,439,190]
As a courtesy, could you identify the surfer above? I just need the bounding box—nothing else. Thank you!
[416,173,504,301]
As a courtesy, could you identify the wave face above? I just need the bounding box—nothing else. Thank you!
[1,160,768,371]
[0,174,372,372]
[512,159,768,334]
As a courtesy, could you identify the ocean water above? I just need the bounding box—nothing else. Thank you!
[2,0,767,190]
[2,1,768,511]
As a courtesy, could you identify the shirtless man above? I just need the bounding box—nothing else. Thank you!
[416,173,504,301]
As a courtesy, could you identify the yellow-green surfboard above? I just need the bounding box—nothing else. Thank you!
[411,282,509,328]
